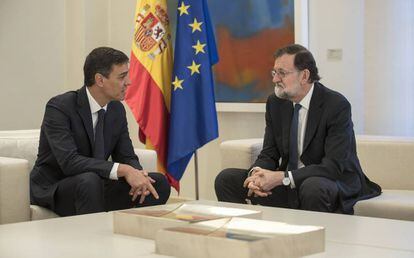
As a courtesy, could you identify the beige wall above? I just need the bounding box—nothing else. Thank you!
[0,0,65,130]
[1,0,413,200]
[309,0,365,133]
[363,0,414,136]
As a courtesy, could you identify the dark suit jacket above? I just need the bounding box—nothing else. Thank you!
[30,86,142,209]
[253,82,381,214]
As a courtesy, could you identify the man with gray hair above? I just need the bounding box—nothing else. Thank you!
[215,44,381,214]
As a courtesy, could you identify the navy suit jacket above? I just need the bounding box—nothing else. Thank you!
[30,86,141,209]
[253,82,381,214]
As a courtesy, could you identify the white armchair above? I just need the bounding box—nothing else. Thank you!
[0,129,158,224]
[220,136,414,221]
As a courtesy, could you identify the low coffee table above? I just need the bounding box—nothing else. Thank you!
[1,200,413,257]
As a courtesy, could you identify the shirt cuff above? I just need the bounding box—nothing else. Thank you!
[288,171,296,189]
[109,162,119,180]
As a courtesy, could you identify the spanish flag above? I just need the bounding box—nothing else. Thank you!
[125,0,178,190]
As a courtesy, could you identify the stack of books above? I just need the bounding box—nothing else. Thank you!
[113,203,262,239]
[155,217,325,258]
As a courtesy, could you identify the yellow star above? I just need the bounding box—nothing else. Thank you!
[188,18,203,33]
[172,76,184,90]
[192,40,206,55]
[177,1,190,16]
[187,61,201,75]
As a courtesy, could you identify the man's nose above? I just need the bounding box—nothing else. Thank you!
[125,76,131,86]
[272,73,281,83]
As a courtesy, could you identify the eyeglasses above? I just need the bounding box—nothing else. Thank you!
[271,69,296,79]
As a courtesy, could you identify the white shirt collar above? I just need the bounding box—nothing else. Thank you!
[295,83,314,110]
[86,86,107,114]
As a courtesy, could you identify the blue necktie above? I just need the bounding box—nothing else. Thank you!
[289,104,301,170]
[93,109,105,159]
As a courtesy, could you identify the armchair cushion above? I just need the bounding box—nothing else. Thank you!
[0,157,30,224]
[353,190,414,221]
[0,129,40,169]
[30,205,59,220]
[134,148,157,172]
[220,138,262,170]
[0,130,159,223]
[220,137,414,221]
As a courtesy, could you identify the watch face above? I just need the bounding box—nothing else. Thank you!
[282,177,291,186]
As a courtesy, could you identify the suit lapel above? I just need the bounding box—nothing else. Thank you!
[303,83,324,152]
[281,100,293,155]
[76,86,94,150]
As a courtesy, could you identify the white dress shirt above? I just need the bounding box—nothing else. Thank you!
[288,84,314,188]
[86,87,119,180]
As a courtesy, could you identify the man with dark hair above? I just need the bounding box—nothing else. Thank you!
[30,47,170,216]
[215,44,381,214]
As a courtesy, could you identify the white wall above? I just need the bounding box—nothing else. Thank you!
[309,0,365,133]
[309,0,414,137]
[364,0,414,136]
[1,0,413,200]
[0,0,65,130]
[64,0,112,90]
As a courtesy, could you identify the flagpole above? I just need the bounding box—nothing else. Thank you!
[194,150,200,200]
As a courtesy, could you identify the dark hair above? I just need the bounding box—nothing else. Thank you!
[274,44,321,83]
[83,47,129,86]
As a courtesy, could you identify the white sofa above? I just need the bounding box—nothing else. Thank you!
[0,129,158,224]
[220,136,414,221]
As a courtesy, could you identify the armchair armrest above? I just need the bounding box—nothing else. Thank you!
[0,157,30,224]
[220,138,263,170]
[134,148,157,172]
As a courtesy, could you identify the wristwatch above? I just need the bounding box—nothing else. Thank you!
[282,171,291,186]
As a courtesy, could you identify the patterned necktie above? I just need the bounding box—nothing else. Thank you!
[93,109,105,159]
[289,103,302,170]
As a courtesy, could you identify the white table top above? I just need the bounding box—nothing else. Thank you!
[1,200,413,258]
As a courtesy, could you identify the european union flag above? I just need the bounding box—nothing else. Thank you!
[167,0,219,184]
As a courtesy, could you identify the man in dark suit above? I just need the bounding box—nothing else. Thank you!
[215,44,381,214]
[30,47,170,216]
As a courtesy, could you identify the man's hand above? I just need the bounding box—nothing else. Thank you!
[254,169,284,192]
[243,168,284,197]
[117,164,159,203]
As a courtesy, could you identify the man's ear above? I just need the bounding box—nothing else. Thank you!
[301,69,310,84]
[95,73,105,87]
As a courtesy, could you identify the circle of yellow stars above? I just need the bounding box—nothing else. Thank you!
[172,1,207,91]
